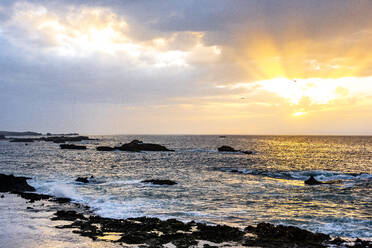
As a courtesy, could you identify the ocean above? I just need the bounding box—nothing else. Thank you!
[0,135,371,239]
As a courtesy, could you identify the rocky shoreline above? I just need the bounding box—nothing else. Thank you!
[0,173,371,248]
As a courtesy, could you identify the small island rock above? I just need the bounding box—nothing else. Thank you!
[60,144,87,150]
[141,179,177,185]
[76,177,89,183]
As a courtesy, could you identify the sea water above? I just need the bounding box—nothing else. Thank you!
[0,135,371,239]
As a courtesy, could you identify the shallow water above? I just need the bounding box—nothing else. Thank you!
[0,135,371,239]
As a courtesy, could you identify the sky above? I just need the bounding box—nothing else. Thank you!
[0,0,372,135]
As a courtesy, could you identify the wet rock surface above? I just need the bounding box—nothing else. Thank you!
[0,135,5,139]
[244,222,331,247]
[141,179,177,185]
[60,144,87,150]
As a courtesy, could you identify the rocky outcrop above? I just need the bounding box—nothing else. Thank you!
[76,177,89,183]
[0,135,5,139]
[141,179,177,185]
[115,140,174,152]
[304,176,323,185]
[244,222,331,247]
[96,146,115,151]
[9,138,35,142]
[305,176,343,186]
[218,145,253,154]
[60,144,87,150]
[0,173,36,192]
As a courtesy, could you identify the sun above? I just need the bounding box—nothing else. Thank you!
[257,77,342,105]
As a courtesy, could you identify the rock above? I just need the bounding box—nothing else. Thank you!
[352,238,372,248]
[304,176,323,185]
[218,145,253,154]
[96,146,115,151]
[0,173,36,192]
[0,135,5,139]
[116,140,174,152]
[51,210,87,221]
[60,144,87,150]
[13,192,51,202]
[42,136,94,143]
[9,138,35,142]
[193,223,244,243]
[76,177,89,183]
[244,222,330,247]
[141,179,177,185]
[218,145,237,152]
[1,194,4,198]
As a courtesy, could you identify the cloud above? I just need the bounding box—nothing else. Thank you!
[0,0,372,134]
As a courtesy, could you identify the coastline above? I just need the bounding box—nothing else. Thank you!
[1,174,371,248]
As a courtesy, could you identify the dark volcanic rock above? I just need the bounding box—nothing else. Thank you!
[193,223,244,243]
[0,135,5,139]
[76,177,89,183]
[96,146,115,151]
[60,144,87,150]
[0,174,35,192]
[141,179,177,185]
[51,210,87,221]
[115,140,174,152]
[244,222,330,247]
[305,176,323,185]
[13,192,51,202]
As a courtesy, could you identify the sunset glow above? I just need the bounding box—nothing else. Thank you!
[0,1,372,134]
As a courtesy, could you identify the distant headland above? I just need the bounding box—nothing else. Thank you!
[0,131,42,136]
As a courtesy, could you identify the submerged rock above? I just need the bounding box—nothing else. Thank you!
[115,140,174,152]
[96,146,115,151]
[60,144,87,150]
[141,179,177,185]
[0,173,36,192]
